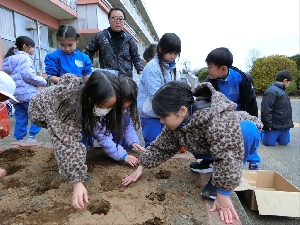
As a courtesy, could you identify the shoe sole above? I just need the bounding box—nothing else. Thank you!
[190,167,213,173]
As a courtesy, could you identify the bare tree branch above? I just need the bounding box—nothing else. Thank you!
[245,49,261,72]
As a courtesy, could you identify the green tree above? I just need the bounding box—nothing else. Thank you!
[195,67,209,82]
[250,55,300,92]
[288,54,300,70]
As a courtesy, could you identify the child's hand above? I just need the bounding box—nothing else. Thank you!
[122,165,144,186]
[124,155,139,167]
[210,193,239,224]
[132,143,146,152]
[0,168,7,178]
[72,182,88,210]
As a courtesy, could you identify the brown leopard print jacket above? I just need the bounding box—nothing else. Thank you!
[28,74,88,183]
[139,82,263,191]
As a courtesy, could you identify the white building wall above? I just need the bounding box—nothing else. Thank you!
[76,4,109,30]
[0,7,55,74]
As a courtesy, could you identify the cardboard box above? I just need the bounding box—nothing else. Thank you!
[234,170,300,217]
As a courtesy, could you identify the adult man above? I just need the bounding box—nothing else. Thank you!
[85,6,143,78]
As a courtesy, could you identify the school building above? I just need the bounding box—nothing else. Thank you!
[0,0,159,78]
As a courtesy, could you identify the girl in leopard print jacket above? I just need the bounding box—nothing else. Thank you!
[29,70,124,210]
[122,81,263,224]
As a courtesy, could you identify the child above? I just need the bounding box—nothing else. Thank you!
[122,81,262,224]
[94,76,145,166]
[45,24,92,84]
[2,36,47,142]
[0,71,19,178]
[143,43,157,63]
[28,70,125,210]
[190,47,260,174]
[138,33,181,148]
[143,43,187,154]
[261,70,294,146]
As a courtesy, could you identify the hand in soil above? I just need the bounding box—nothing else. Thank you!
[210,194,239,224]
[122,165,144,186]
[72,182,89,210]
[124,155,139,167]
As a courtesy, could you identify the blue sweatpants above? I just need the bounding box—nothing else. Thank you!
[261,129,290,146]
[194,120,261,165]
[141,117,164,148]
[13,102,41,140]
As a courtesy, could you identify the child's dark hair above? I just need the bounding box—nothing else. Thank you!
[108,6,126,20]
[275,70,293,82]
[119,76,140,129]
[81,71,123,146]
[143,43,157,63]
[56,24,79,41]
[5,36,35,58]
[153,81,194,118]
[157,33,181,78]
[57,70,123,146]
[205,47,233,68]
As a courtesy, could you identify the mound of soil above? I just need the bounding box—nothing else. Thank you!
[0,146,210,225]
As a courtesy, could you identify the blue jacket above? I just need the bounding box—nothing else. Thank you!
[94,109,139,161]
[206,67,258,117]
[85,28,143,78]
[261,82,293,130]
[2,51,47,103]
[137,54,179,118]
[45,49,92,78]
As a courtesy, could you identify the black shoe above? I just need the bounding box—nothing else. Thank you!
[189,159,214,173]
[201,176,217,200]
[248,163,259,170]
[83,174,92,182]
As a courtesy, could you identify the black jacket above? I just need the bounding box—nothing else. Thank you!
[261,82,293,130]
[84,28,143,78]
[205,67,258,117]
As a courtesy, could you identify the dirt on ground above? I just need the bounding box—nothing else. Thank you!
[0,146,210,225]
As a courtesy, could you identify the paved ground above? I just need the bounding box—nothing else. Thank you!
[238,98,300,225]
[1,97,299,225]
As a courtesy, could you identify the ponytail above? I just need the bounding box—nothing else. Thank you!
[5,47,15,58]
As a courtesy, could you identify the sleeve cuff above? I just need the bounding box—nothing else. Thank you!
[216,189,231,196]
[120,153,128,162]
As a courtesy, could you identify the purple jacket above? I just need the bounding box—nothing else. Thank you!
[94,109,140,161]
[2,51,47,103]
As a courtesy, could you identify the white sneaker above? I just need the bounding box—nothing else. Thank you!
[26,137,37,142]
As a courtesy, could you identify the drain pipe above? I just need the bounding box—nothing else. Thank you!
[35,20,43,77]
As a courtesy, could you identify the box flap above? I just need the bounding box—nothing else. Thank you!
[234,177,253,191]
[255,190,300,217]
[274,172,300,192]
[255,170,275,187]
[243,171,258,186]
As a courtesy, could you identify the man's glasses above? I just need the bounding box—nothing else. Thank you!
[109,16,125,22]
